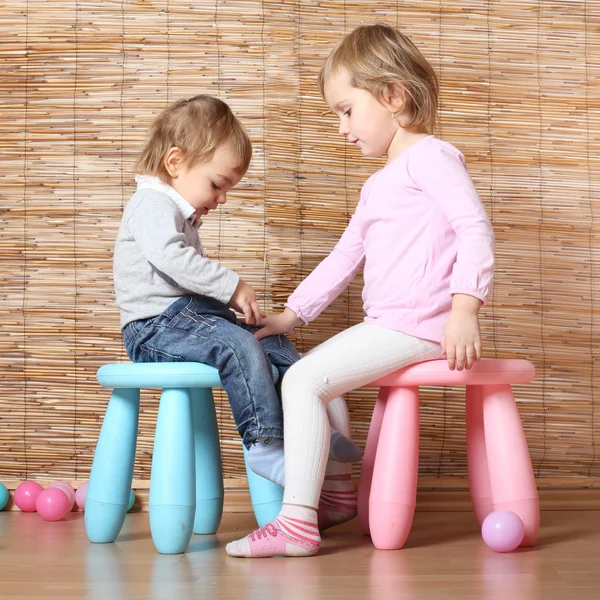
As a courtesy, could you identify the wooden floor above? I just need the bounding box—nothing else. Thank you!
[0,510,599,599]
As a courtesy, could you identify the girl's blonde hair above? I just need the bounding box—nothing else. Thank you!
[319,23,439,134]
[136,95,252,180]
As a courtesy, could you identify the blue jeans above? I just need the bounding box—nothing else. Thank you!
[122,295,300,447]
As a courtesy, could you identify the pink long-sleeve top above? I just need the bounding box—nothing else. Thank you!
[285,136,495,343]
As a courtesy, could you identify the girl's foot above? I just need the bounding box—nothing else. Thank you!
[318,477,358,532]
[226,505,320,558]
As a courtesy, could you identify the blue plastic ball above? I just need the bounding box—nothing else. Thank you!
[127,489,135,512]
[0,483,9,511]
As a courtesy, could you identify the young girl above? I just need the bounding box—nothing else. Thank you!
[226,23,494,558]
[113,95,361,489]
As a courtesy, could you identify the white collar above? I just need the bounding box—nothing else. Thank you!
[135,174,200,228]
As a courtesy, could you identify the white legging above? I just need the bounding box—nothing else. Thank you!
[282,322,441,508]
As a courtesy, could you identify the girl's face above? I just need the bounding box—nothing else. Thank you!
[324,68,399,159]
[167,144,244,219]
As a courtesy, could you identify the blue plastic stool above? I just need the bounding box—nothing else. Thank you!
[85,362,283,554]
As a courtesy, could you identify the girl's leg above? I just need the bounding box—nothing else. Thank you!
[244,396,361,489]
[243,329,361,487]
[226,323,440,558]
[318,396,358,531]
[248,324,362,466]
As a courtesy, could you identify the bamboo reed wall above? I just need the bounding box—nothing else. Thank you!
[1,1,599,487]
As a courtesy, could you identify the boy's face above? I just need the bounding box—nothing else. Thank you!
[324,68,398,159]
[169,144,244,220]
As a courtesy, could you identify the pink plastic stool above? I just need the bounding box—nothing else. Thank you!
[357,358,539,550]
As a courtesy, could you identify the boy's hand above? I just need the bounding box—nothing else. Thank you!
[254,308,303,341]
[228,280,263,326]
[441,294,483,371]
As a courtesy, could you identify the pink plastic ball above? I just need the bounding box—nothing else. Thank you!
[52,481,74,495]
[36,487,71,522]
[14,481,43,512]
[481,510,525,552]
[49,482,75,512]
[75,481,88,510]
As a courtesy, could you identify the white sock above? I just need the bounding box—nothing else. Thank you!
[246,438,285,486]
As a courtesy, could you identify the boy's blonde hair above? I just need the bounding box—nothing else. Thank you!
[319,23,439,134]
[136,95,252,180]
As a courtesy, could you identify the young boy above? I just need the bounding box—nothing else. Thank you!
[114,95,361,486]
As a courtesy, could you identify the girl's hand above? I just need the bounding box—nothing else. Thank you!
[441,295,483,371]
[254,308,303,341]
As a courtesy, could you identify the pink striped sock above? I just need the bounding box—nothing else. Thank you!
[226,505,320,558]
[318,478,357,532]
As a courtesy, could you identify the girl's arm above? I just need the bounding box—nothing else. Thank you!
[286,210,366,324]
[408,142,494,303]
[255,198,366,340]
[408,142,495,370]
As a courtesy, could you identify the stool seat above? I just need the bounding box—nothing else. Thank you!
[97,362,225,389]
[370,358,535,387]
[97,361,279,390]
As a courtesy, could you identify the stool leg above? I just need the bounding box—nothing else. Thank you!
[243,445,283,527]
[150,388,195,554]
[466,385,494,525]
[482,384,540,546]
[86,387,139,544]
[190,388,224,534]
[369,386,419,550]
[357,388,389,536]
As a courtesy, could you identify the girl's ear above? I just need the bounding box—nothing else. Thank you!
[384,82,406,116]
[164,147,183,178]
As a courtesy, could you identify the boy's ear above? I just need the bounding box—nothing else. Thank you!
[164,147,183,178]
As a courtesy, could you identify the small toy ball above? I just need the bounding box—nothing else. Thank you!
[75,481,88,510]
[0,482,9,511]
[128,489,135,512]
[52,481,74,495]
[36,487,70,522]
[481,510,525,553]
[49,482,75,512]
[14,481,44,512]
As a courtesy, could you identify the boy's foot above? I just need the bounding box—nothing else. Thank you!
[328,428,363,463]
[246,438,285,486]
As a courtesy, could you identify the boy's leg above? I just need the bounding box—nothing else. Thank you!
[127,295,283,446]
